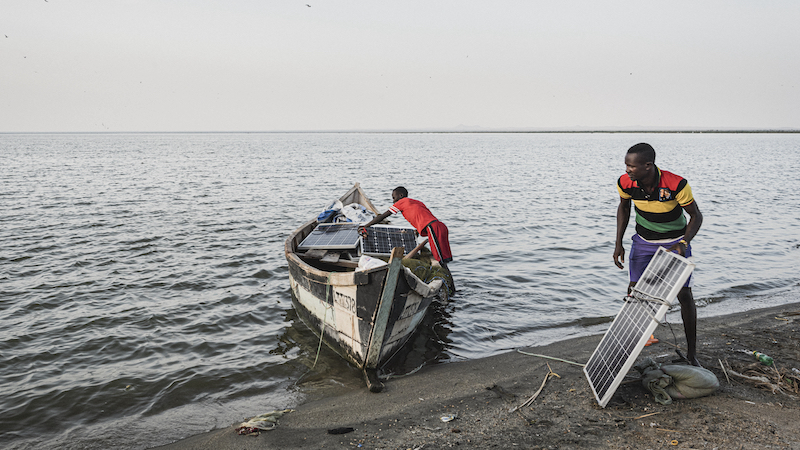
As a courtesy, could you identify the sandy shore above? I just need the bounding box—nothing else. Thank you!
[155,302,800,449]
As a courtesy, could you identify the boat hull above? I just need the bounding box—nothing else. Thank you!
[287,251,437,369]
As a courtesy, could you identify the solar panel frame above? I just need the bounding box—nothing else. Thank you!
[360,225,418,257]
[583,247,695,407]
[297,223,361,251]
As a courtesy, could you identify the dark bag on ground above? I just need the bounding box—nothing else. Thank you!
[634,357,719,405]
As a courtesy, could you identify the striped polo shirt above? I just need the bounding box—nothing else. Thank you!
[617,167,695,240]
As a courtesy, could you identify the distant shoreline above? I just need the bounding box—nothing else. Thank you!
[2,129,799,134]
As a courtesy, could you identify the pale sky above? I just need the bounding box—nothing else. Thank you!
[2,1,799,132]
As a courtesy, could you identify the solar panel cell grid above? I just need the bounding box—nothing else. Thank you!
[585,298,658,400]
[584,248,695,407]
[298,223,361,250]
[361,226,417,257]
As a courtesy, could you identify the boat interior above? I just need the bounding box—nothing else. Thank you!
[286,183,454,294]
[287,184,394,273]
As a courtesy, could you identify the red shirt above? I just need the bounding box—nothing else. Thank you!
[389,197,437,233]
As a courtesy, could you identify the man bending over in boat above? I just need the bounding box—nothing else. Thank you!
[359,186,453,268]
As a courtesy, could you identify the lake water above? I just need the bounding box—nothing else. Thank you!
[2,132,799,449]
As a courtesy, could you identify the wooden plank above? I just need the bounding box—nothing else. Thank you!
[330,260,359,269]
[352,183,380,215]
[364,247,405,373]
[320,252,340,263]
[403,237,428,260]
[301,249,327,259]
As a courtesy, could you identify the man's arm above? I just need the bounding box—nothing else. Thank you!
[359,210,392,234]
[668,201,703,256]
[614,197,631,269]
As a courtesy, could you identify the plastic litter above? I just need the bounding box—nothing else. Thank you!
[440,414,456,422]
[235,409,293,435]
[318,200,343,222]
[753,351,774,366]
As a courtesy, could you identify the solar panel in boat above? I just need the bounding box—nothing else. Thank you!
[361,225,418,257]
[298,223,361,251]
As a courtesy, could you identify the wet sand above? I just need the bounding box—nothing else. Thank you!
[155,302,800,449]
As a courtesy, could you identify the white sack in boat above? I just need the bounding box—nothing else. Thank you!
[340,203,376,223]
[403,267,444,298]
[357,255,388,271]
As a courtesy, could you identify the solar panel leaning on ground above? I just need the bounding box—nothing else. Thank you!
[583,247,695,407]
[297,223,361,251]
[361,225,418,257]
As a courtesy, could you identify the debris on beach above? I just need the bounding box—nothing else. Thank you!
[440,413,457,422]
[752,351,774,366]
[510,363,560,413]
[235,409,293,436]
[486,384,517,402]
[722,360,800,397]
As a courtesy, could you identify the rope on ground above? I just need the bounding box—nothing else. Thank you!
[509,363,560,413]
[516,349,585,367]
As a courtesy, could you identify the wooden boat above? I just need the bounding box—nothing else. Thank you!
[284,183,449,391]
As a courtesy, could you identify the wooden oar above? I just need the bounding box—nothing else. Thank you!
[403,237,428,260]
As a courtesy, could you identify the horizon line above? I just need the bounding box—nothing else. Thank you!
[2,128,800,134]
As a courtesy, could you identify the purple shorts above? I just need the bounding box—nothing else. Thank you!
[629,234,693,287]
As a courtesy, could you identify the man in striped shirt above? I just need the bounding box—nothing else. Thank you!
[613,143,704,367]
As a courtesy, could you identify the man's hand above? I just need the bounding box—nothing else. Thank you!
[613,244,626,269]
[614,197,631,270]
[667,240,687,257]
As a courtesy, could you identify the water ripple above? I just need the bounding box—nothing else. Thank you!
[1,132,799,449]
